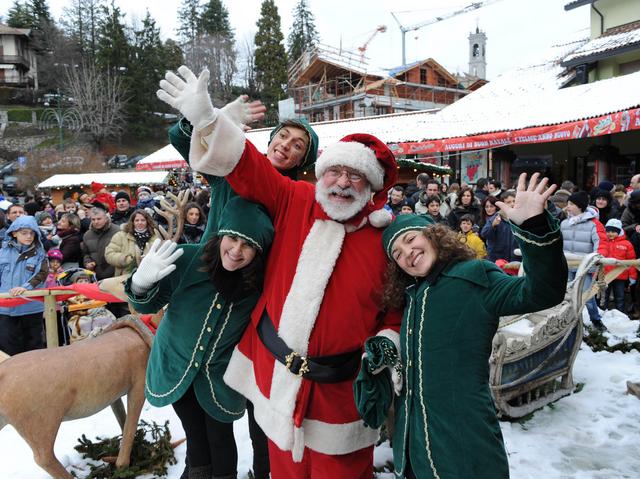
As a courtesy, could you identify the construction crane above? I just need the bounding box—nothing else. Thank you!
[391,0,503,66]
[357,25,387,62]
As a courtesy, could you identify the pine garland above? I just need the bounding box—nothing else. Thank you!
[583,326,640,353]
[73,420,177,478]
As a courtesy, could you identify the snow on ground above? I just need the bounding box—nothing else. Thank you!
[1,314,639,478]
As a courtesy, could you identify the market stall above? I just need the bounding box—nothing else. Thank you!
[135,144,188,171]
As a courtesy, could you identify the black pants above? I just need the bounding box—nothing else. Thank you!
[172,386,270,478]
[0,312,45,355]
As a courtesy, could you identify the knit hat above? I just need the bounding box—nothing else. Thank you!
[567,191,589,212]
[137,186,152,196]
[382,214,435,259]
[115,190,130,202]
[605,218,623,234]
[35,211,52,225]
[597,180,615,192]
[91,181,106,194]
[217,197,274,253]
[47,249,64,261]
[269,118,319,169]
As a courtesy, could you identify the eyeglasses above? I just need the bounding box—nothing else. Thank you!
[324,166,364,183]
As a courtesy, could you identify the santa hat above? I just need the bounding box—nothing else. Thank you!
[315,133,398,227]
[91,181,105,194]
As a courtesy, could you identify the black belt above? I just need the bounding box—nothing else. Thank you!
[257,311,361,383]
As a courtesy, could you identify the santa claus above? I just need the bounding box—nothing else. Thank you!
[158,66,402,479]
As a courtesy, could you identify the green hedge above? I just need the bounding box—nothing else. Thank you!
[7,108,45,122]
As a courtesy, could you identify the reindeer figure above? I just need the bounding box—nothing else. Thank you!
[153,189,191,242]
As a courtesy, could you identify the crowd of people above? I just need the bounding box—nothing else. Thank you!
[386,175,640,331]
[1,64,639,479]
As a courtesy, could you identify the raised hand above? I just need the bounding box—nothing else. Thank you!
[221,95,266,131]
[495,173,556,226]
[157,65,216,130]
[131,239,184,292]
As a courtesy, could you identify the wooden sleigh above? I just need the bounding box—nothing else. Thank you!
[489,252,640,419]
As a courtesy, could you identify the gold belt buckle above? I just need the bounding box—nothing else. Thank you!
[285,351,309,377]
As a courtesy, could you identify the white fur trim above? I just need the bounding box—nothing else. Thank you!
[293,426,305,462]
[270,219,345,419]
[224,348,380,457]
[315,141,385,191]
[189,110,246,176]
[368,208,393,228]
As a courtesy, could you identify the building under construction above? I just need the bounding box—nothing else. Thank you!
[287,43,470,122]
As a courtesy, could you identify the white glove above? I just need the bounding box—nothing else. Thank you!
[131,239,184,294]
[221,95,266,132]
[157,65,217,131]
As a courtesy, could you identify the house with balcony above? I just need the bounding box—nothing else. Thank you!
[287,43,468,122]
[0,23,38,89]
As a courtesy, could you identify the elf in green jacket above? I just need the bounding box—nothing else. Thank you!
[126,197,274,479]
[355,173,568,479]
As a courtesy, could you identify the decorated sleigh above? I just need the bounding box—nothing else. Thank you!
[489,253,639,419]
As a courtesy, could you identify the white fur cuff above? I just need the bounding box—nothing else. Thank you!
[189,110,247,176]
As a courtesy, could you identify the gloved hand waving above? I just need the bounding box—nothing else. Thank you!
[131,239,184,294]
[157,65,216,131]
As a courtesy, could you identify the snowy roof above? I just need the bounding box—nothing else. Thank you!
[562,23,640,66]
[0,24,30,36]
[249,38,640,148]
[37,171,170,189]
[136,144,188,170]
[563,0,595,10]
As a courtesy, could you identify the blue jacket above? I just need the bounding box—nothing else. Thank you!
[0,216,48,316]
[480,213,519,262]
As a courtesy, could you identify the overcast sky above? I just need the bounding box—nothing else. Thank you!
[3,0,590,79]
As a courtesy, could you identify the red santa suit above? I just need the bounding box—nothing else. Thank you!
[189,112,401,477]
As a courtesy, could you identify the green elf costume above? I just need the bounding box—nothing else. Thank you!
[356,211,567,479]
[125,196,274,421]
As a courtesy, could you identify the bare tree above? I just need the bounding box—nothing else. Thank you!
[238,34,257,97]
[64,62,128,147]
[185,33,237,107]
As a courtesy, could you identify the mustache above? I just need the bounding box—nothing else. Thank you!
[326,186,358,198]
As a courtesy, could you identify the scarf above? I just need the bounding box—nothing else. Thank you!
[132,229,152,252]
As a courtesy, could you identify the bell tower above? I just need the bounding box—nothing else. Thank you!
[468,26,487,79]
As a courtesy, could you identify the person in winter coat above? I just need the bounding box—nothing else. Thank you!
[593,189,620,227]
[447,186,482,230]
[480,197,519,262]
[111,191,136,226]
[424,195,448,225]
[45,249,64,287]
[363,173,566,479]
[458,214,487,258]
[598,218,637,312]
[0,215,49,355]
[36,211,59,251]
[134,186,157,214]
[90,181,115,214]
[81,202,120,280]
[105,210,159,276]
[179,202,206,244]
[385,186,406,216]
[621,190,640,240]
[55,213,83,269]
[126,197,274,479]
[560,191,607,330]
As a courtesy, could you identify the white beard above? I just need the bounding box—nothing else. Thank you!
[315,182,372,222]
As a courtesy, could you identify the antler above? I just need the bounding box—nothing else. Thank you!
[153,190,191,242]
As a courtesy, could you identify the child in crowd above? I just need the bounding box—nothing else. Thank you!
[425,195,448,224]
[399,198,415,215]
[0,215,48,355]
[458,213,487,259]
[598,218,637,312]
[45,249,65,287]
[36,211,59,251]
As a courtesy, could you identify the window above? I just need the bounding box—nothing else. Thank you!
[420,68,427,84]
[473,43,480,57]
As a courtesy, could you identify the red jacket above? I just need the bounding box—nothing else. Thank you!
[597,233,637,280]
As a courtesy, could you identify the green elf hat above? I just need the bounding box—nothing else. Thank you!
[269,118,319,169]
[382,214,435,259]
[217,197,274,253]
